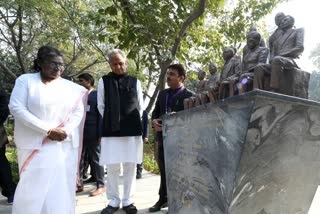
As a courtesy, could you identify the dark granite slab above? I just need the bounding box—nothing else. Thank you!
[162,90,320,214]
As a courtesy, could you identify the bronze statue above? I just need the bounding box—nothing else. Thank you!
[254,14,305,93]
[268,12,286,63]
[238,31,268,94]
[206,62,220,91]
[218,47,241,99]
[196,70,207,93]
[246,26,266,48]
[269,15,304,90]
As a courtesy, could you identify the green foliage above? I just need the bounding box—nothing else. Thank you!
[0,0,111,91]
[308,43,320,102]
[1,0,283,109]
[143,142,159,174]
[90,0,281,110]
[308,71,320,102]
[4,123,14,143]
[310,43,320,70]
[5,146,19,183]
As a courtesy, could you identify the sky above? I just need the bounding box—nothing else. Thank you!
[264,0,320,71]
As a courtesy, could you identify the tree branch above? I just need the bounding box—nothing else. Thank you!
[65,48,85,69]
[171,0,206,56]
[69,60,104,77]
[0,60,17,80]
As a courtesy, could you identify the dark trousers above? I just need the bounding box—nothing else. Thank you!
[80,147,90,179]
[0,145,16,198]
[80,141,105,188]
[157,133,167,201]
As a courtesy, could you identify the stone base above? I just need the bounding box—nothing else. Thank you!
[278,67,310,98]
[163,90,320,214]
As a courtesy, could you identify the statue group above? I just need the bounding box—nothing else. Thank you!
[185,13,309,109]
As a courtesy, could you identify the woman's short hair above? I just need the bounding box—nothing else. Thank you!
[33,46,63,71]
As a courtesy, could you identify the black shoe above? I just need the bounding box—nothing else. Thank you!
[136,172,142,179]
[148,200,168,212]
[123,203,138,214]
[100,205,119,214]
[7,195,14,205]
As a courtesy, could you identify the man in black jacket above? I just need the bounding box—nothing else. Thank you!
[149,64,193,213]
[0,88,16,204]
[78,73,105,196]
[98,49,144,214]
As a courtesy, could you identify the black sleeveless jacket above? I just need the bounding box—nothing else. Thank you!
[101,73,142,137]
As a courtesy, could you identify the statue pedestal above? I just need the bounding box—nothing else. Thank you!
[278,67,310,98]
[163,90,320,214]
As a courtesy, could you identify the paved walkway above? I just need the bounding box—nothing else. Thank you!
[0,171,168,214]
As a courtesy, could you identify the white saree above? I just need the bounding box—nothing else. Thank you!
[9,73,87,214]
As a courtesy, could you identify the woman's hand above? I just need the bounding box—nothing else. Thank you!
[47,128,67,141]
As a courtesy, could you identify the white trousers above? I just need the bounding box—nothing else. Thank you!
[106,162,136,207]
[13,142,78,214]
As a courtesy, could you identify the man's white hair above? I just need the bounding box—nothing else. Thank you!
[107,49,127,63]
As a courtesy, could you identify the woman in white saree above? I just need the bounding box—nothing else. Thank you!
[9,46,87,214]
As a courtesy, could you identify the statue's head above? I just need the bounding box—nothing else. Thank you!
[222,47,235,62]
[208,62,217,74]
[246,31,261,50]
[279,15,295,30]
[275,12,285,27]
[197,70,206,80]
[249,26,258,33]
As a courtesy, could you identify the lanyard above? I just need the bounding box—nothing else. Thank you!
[165,86,184,114]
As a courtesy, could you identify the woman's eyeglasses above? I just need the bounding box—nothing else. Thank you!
[48,62,65,70]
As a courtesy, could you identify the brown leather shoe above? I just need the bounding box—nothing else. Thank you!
[90,187,106,196]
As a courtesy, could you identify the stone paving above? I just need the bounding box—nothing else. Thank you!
[0,171,168,214]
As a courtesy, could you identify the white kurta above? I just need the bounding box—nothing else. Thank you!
[97,77,144,165]
[9,73,87,214]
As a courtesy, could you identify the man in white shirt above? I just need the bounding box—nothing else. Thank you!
[97,49,143,214]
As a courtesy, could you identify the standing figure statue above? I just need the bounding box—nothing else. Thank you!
[238,31,268,94]
[218,47,241,99]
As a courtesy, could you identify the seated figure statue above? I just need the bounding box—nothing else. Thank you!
[247,26,266,48]
[196,70,207,94]
[218,47,241,99]
[253,14,309,98]
[184,62,221,109]
[184,70,208,109]
[238,30,268,94]
[205,62,220,102]
[206,62,220,90]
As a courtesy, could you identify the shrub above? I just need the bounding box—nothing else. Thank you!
[5,146,19,183]
[143,141,159,174]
